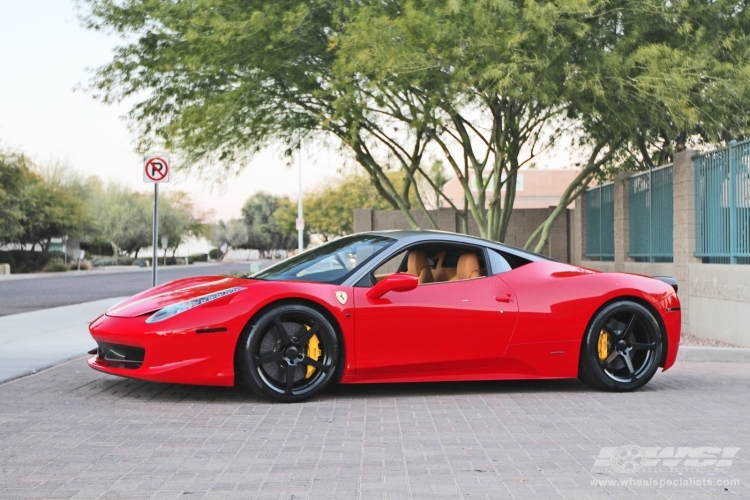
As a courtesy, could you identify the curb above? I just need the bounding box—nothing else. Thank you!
[677,346,750,363]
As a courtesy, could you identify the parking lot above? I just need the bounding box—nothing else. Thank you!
[0,358,748,499]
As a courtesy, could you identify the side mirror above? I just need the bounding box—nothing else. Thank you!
[366,273,418,300]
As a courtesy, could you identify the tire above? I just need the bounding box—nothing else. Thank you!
[579,301,663,392]
[239,304,340,403]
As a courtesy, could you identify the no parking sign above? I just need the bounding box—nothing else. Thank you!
[144,154,170,288]
[143,156,170,183]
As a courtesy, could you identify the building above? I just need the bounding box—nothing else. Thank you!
[440,169,581,209]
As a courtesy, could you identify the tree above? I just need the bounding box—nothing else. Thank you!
[225,219,249,250]
[87,183,153,256]
[82,0,750,250]
[289,173,393,241]
[0,151,90,250]
[80,0,584,242]
[524,0,750,252]
[419,161,450,211]
[0,151,35,245]
[241,192,300,255]
[159,191,208,257]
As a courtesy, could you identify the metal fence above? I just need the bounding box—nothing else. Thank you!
[628,165,674,262]
[585,183,615,261]
[694,139,750,264]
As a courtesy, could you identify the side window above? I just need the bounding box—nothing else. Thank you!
[424,245,487,283]
[488,249,512,275]
[353,250,407,287]
[495,250,532,270]
[373,250,407,278]
[357,243,496,287]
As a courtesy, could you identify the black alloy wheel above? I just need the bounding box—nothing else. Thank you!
[240,304,339,403]
[579,301,663,391]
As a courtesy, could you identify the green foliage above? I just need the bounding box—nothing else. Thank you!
[242,192,305,253]
[0,151,90,249]
[210,219,250,256]
[84,180,205,257]
[299,173,393,241]
[0,151,35,243]
[81,0,750,247]
[86,182,153,256]
[0,148,207,264]
[0,250,64,274]
[158,191,208,257]
[190,252,209,262]
[42,260,69,273]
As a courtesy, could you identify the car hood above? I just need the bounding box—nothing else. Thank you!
[106,276,254,318]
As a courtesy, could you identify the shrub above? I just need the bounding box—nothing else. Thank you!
[91,257,117,267]
[208,248,222,260]
[92,256,147,267]
[0,250,65,273]
[70,259,92,271]
[43,259,69,272]
[190,253,209,262]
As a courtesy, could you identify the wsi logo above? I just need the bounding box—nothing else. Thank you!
[593,446,740,473]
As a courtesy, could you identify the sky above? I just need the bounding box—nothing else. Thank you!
[0,1,342,221]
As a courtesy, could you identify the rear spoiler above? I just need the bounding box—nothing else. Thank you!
[654,276,678,294]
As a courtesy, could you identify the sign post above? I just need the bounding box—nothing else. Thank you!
[143,155,170,287]
[73,249,85,271]
[161,236,168,266]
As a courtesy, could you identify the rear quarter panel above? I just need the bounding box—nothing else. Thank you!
[497,261,678,378]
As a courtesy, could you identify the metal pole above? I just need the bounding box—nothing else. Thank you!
[648,167,653,262]
[297,138,303,253]
[729,140,737,264]
[152,183,159,287]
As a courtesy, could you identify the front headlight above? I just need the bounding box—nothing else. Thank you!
[145,287,245,324]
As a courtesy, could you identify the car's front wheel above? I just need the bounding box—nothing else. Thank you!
[579,301,663,391]
[239,304,340,403]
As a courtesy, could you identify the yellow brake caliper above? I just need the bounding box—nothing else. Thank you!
[305,325,321,378]
[598,329,609,361]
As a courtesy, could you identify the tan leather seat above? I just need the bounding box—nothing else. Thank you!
[451,253,482,281]
[406,250,434,284]
[431,251,456,283]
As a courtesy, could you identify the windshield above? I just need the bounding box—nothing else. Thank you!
[250,234,396,284]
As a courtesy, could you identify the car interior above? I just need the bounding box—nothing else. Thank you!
[368,244,492,285]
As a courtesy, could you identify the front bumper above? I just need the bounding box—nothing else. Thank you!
[88,313,242,386]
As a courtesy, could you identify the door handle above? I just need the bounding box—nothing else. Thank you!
[495,294,512,303]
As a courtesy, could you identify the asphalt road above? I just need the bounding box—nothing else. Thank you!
[0,262,267,316]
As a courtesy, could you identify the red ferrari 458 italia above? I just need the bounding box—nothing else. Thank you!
[88,230,681,402]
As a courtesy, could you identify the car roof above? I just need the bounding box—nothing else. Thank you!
[360,230,554,262]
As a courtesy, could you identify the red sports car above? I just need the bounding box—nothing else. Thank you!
[88,231,681,402]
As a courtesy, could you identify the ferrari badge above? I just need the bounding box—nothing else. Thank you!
[335,291,348,305]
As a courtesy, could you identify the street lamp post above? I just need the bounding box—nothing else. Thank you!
[297,139,304,253]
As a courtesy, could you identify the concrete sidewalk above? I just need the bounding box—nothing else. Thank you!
[0,297,125,382]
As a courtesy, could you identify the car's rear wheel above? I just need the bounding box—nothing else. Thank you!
[239,304,340,403]
[579,301,663,391]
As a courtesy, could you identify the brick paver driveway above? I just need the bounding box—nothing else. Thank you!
[0,359,748,499]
